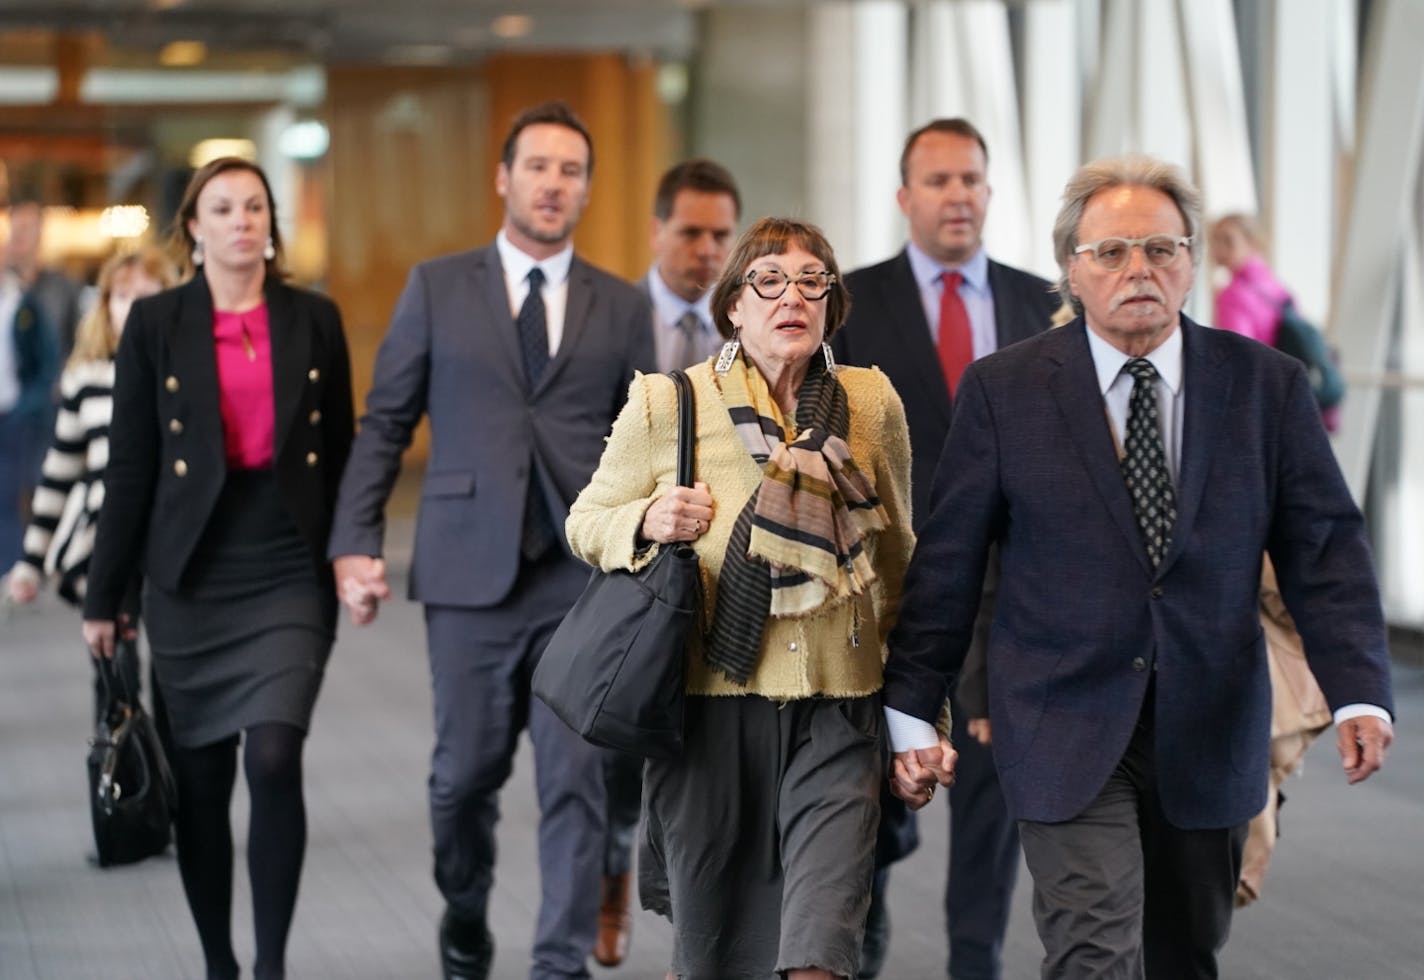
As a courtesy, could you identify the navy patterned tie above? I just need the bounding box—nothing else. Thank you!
[1121,358,1176,567]
[517,266,548,389]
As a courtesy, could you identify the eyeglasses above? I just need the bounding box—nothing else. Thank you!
[1073,235,1193,271]
[744,268,837,301]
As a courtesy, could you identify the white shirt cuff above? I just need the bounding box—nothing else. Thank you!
[1333,703,1392,726]
[884,706,941,753]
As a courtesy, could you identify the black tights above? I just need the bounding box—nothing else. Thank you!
[170,723,308,980]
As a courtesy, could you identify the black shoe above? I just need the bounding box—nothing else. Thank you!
[439,908,494,980]
[859,866,890,979]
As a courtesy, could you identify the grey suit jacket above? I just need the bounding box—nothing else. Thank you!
[328,242,655,608]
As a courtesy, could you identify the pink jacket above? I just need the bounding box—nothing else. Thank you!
[1214,256,1290,346]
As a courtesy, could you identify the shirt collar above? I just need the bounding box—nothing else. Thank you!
[496,229,574,286]
[647,265,713,331]
[905,240,990,293]
[1085,320,1185,396]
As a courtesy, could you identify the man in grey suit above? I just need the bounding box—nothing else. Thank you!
[329,101,655,980]
[885,155,1392,977]
[832,117,1058,980]
[592,157,740,968]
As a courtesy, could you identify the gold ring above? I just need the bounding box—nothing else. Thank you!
[925,785,936,800]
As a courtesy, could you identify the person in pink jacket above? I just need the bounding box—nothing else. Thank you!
[1208,213,1339,430]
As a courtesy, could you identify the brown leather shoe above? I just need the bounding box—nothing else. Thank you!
[593,872,632,967]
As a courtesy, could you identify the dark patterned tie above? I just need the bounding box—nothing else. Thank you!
[516,266,555,560]
[1121,358,1176,567]
[517,266,548,389]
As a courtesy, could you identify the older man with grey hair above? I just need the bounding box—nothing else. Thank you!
[881,155,1393,977]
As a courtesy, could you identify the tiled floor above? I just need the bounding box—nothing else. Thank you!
[3,512,1420,978]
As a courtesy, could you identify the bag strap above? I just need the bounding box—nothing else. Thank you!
[671,369,695,488]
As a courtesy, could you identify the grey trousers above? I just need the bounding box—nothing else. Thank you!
[1017,700,1246,980]
[643,694,883,980]
[424,555,607,980]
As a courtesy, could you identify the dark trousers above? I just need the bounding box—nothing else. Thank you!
[945,696,1021,980]
[1017,699,1246,979]
[424,554,606,980]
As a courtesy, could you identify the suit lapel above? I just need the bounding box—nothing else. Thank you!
[469,245,525,382]
[884,251,953,426]
[265,281,308,461]
[1157,317,1231,576]
[1046,320,1154,575]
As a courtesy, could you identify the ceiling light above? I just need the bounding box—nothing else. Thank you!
[189,139,257,168]
[491,15,534,39]
[159,41,208,67]
[99,206,151,240]
[279,120,330,161]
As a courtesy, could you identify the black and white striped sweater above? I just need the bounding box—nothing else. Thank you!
[12,358,114,604]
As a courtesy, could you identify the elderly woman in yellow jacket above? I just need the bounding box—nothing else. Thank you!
[567,217,917,980]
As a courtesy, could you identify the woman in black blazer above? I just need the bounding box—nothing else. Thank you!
[83,157,354,980]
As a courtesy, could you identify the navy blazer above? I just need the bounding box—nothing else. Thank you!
[882,316,1393,829]
[327,242,655,609]
[832,249,1059,526]
[85,275,355,619]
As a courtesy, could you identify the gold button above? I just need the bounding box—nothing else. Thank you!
[169,418,183,434]
[305,451,319,467]
[308,409,321,425]
[173,459,188,477]
[165,376,179,393]
[307,368,320,382]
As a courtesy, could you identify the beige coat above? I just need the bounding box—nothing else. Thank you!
[566,361,915,700]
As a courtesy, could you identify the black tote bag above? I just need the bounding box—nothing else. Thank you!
[533,369,700,760]
[87,650,177,867]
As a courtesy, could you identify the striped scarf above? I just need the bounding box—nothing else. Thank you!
[704,351,889,684]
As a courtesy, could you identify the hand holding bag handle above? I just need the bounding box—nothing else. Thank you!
[532,370,699,759]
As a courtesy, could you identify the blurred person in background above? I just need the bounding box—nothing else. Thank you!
[7,246,176,722]
[1207,213,1339,431]
[6,197,86,361]
[0,251,57,565]
[82,157,354,980]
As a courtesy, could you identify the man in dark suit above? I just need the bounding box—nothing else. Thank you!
[883,155,1393,978]
[832,117,1057,980]
[590,157,740,969]
[328,101,655,980]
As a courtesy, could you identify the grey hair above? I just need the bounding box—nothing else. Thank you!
[1052,155,1203,312]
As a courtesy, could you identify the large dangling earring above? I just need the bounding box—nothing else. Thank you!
[263,237,276,261]
[714,328,741,375]
[191,238,204,266]
[822,341,836,373]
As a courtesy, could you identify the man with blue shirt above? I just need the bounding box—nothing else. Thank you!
[592,158,740,968]
[833,118,1058,980]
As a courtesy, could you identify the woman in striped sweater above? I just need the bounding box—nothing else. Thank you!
[8,247,176,706]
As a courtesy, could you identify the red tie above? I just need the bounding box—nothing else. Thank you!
[938,270,973,397]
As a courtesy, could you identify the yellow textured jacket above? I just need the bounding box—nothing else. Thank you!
[566,361,915,699]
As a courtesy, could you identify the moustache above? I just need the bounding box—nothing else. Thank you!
[1110,287,1165,311]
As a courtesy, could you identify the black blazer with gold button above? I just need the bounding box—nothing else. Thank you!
[84,274,355,620]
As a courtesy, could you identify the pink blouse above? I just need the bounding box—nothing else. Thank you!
[212,304,275,469]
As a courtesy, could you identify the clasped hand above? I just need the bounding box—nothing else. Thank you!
[333,554,391,626]
[890,736,957,810]
[641,482,714,545]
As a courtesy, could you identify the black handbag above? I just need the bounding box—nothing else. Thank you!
[533,369,700,760]
[87,649,177,867]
